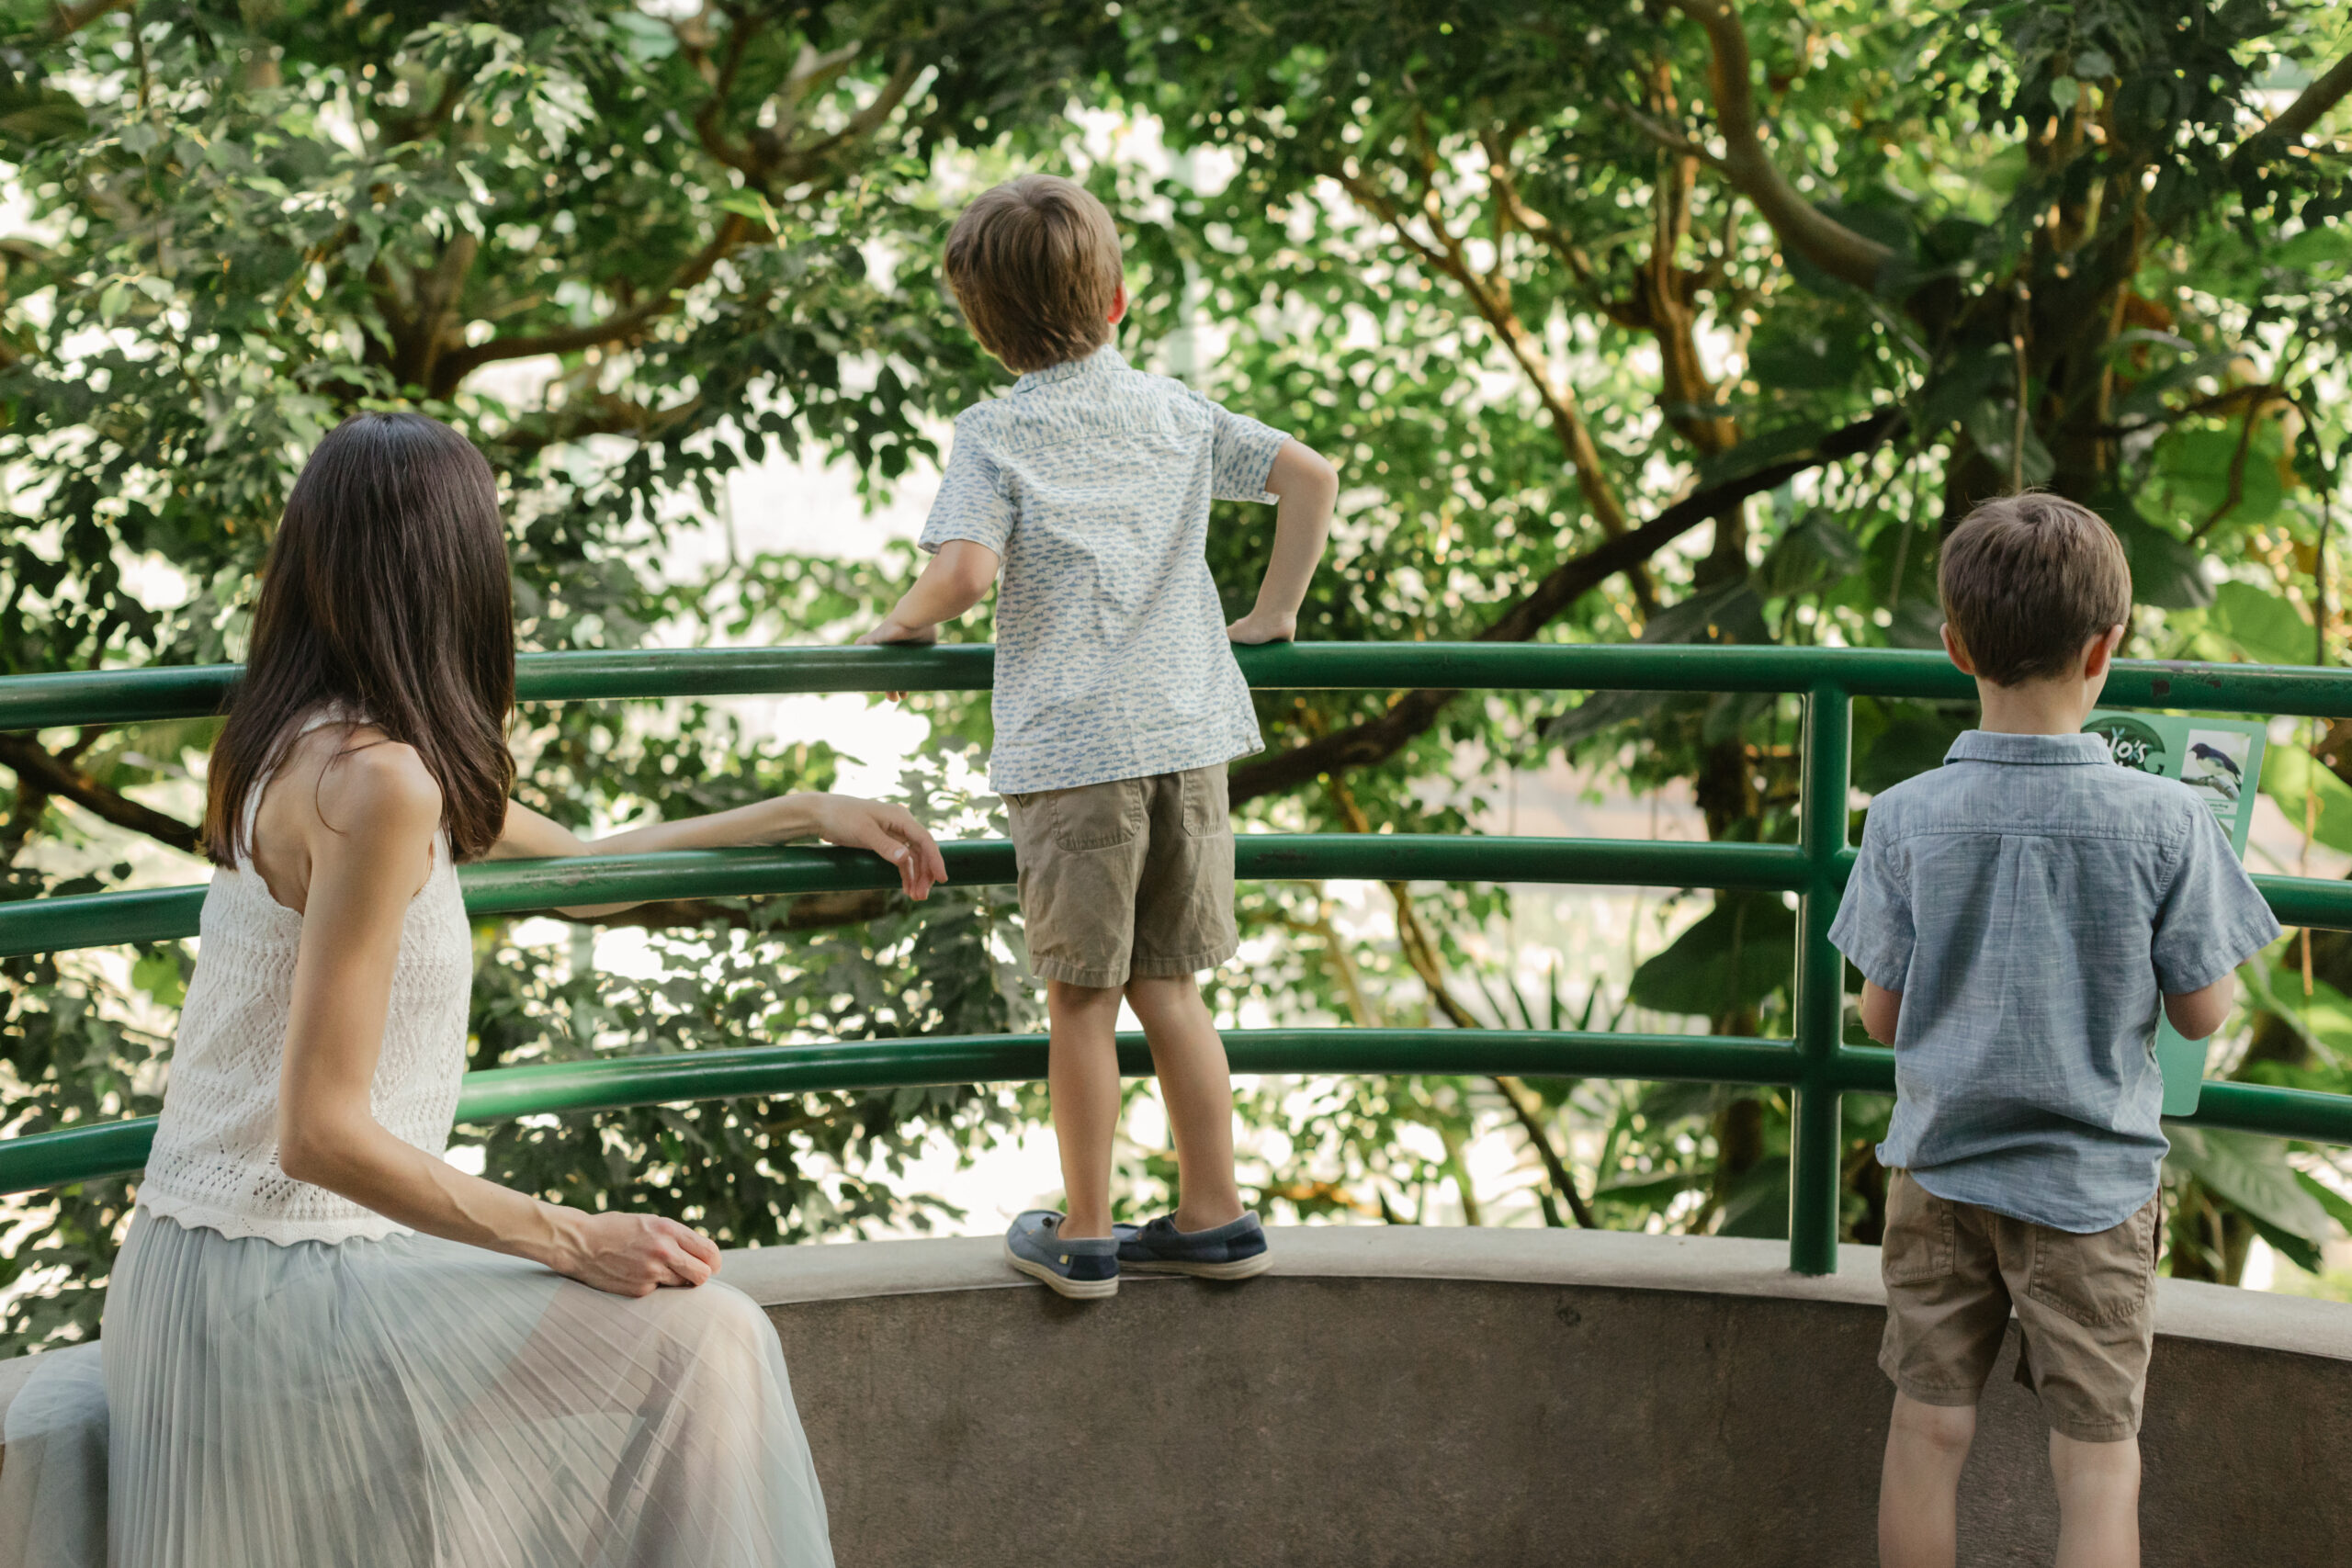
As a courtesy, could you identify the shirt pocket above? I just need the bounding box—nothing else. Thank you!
[1181,767,1230,839]
[1881,1171,1956,1287]
[2025,1197,2158,1326]
[1047,784,1143,852]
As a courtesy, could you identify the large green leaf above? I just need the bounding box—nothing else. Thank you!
[2298,1169,2352,1233]
[1636,581,1771,647]
[1592,1168,1710,1207]
[1629,893,1798,1017]
[1854,703,1970,795]
[2206,581,2314,666]
[1692,422,1830,488]
[1714,1157,1791,1239]
[2271,223,2352,270]
[1961,394,2054,487]
[1755,514,1863,600]
[2165,1127,2340,1259]
[1635,1080,1735,1127]
[2257,745,2352,858]
[1917,344,2011,434]
[2240,961,2352,1066]
[1748,319,1865,391]
[1542,685,1673,746]
[2155,426,2286,526]
[2109,509,2214,609]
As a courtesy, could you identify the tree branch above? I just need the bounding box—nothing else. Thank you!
[1227,405,1906,805]
[2093,380,2286,437]
[435,31,919,396]
[1336,781,1598,1230]
[1663,0,1892,291]
[0,736,199,854]
[2234,52,2352,164]
[431,216,753,389]
[495,389,708,464]
[1332,160,1648,622]
[1618,103,1724,172]
[768,54,924,186]
[1479,153,1646,330]
[691,14,764,177]
[48,0,130,38]
[1493,1075,1598,1227]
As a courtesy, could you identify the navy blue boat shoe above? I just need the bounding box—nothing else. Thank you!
[1114,1213,1272,1280]
[1004,1210,1120,1300]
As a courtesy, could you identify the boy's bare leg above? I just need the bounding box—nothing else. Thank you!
[1124,975,1245,1232]
[1879,1393,1975,1568]
[2051,1431,2140,1568]
[1046,979,1125,1239]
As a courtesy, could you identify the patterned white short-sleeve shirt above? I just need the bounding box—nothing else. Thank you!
[919,344,1291,795]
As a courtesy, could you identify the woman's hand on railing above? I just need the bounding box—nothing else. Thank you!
[804,795,948,901]
[1227,608,1298,644]
[546,1210,723,1297]
[493,795,948,903]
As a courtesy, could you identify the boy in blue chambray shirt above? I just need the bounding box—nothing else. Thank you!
[858,175,1338,1299]
[1833,494,2278,1568]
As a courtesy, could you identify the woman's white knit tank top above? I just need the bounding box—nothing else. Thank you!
[140,713,475,1245]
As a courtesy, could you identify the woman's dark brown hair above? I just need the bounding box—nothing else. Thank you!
[202,412,516,866]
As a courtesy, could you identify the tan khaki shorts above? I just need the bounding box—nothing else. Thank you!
[1004,765,1238,988]
[1879,1169,2160,1443]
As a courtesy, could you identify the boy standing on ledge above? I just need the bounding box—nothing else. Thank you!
[860,174,1337,1298]
[1835,495,2279,1568]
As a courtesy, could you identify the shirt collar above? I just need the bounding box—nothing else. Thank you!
[1013,344,1126,392]
[1943,730,2114,767]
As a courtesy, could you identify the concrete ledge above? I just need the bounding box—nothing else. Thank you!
[7,1227,2351,1566]
[724,1223,2352,1360]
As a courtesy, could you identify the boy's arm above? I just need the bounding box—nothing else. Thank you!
[861,540,1002,646]
[2163,974,2234,1041]
[2151,803,2278,1042]
[1860,980,1901,1045]
[1228,440,1338,645]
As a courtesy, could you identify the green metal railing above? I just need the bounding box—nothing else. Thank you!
[7,643,2352,1275]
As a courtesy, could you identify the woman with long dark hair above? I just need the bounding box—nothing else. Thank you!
[2,412,937,1564]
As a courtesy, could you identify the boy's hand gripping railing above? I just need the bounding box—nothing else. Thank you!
[9,643,2352,1275]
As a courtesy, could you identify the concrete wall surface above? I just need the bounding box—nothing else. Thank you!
[5,1227,2349,1566]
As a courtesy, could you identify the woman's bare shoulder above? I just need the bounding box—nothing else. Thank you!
[268,725,441,845]
[320,732,440,826]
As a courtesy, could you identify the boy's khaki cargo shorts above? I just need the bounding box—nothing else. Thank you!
[1004,764,1238,988]
[1878,1169,2161,1442]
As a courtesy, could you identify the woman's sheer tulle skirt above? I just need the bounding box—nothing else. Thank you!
[0,1208,833,1567]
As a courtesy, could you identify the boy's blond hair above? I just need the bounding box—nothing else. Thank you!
[944,175,1122,374]
[1938,493,2132,686]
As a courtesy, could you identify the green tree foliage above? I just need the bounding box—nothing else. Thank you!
[0,0,1108,1349]
[1104,0,2352,1272]
[7,0,2352,1348]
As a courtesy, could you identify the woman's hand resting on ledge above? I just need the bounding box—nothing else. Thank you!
[548,1210,725,1296]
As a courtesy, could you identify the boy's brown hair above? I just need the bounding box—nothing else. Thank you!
[1938,493,2132,686]
[944,175,1122,374]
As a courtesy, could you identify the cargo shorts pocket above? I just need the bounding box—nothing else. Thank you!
[1882,1172,1956,1287]
[1036,784,1142,852]
[1181,767,1230,839]
[2026,1199,2157,1327]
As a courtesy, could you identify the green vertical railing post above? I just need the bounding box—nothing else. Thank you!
[1788,681,1851,1275]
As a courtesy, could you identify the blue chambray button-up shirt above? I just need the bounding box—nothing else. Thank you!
[1830,729,2280,1233]
[918,345,1291,795]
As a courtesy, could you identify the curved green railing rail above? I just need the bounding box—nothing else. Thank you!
[6,642,2352,1276]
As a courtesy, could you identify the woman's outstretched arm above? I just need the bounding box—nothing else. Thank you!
[274,742,719,1295]
[490,790,948,914]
